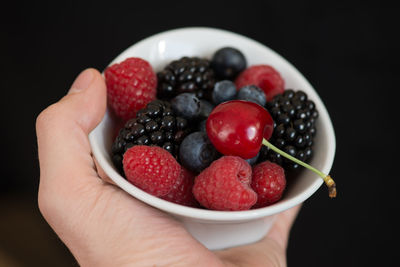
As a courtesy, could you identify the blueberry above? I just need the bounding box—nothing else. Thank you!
[237,85,267,106]
[245,152,259,166]
[211,47,247,80]
[212,80,237,105]
[171,93,201,119]
[199,99,215,119]
[179,131,220,173]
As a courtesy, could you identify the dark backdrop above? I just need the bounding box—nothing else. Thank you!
[1,1,398,266]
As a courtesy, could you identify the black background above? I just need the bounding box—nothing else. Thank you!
[1,1,398,266]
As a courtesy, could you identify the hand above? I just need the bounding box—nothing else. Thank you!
[36,68,300,267]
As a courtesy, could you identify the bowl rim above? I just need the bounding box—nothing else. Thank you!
[89,26,336,222]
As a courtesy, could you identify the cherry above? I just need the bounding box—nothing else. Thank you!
[206,100,274,159]
[206,100,336,198]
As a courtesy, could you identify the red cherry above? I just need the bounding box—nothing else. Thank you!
[206,100,274,159]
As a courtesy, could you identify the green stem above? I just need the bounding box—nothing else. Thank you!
[262,139,326,178]
[262,138,337,198]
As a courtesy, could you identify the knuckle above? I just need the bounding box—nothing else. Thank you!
[35,103,61,131]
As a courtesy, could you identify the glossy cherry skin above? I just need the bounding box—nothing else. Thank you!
[206,100,274,159]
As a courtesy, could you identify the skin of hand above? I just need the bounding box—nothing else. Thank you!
[36,68,300,267]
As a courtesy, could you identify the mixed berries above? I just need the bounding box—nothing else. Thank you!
[235,65,285,101]
[106,46,335,211]
[111,99,193,171]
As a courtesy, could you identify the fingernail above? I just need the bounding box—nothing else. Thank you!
[68,69,94,94]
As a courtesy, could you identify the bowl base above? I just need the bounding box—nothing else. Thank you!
[179,215,276,250]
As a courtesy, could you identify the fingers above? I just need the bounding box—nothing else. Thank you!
[215,205,301,266]
[265,204,302,249]
[36,68,107,201]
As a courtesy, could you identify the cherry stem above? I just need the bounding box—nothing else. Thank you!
[262,138,336,198]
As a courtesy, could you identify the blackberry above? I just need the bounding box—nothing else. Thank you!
[111,100,194,172]
[260,89,319,170]
[156,57,217,100]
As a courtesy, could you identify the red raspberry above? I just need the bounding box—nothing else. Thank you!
[161,168,198,207]
[123,145,181,197]
[235,65,285,101]
[105,57,157,121]
[193,156,257,211]
[251,161,286,208]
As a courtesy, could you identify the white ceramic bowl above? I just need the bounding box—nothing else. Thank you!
[89,27,336,250]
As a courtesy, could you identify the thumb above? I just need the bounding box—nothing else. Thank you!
[59,68,107,134]
[36,68,107,200]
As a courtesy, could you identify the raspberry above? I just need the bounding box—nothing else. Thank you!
[193,156,257,211]
[123,145,181,197]
[161,168,198,207]
[251,161,286,208]
[235,65,284,101]
[105,57,157,121]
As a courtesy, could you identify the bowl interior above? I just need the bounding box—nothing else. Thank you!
[89,27,336,222]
